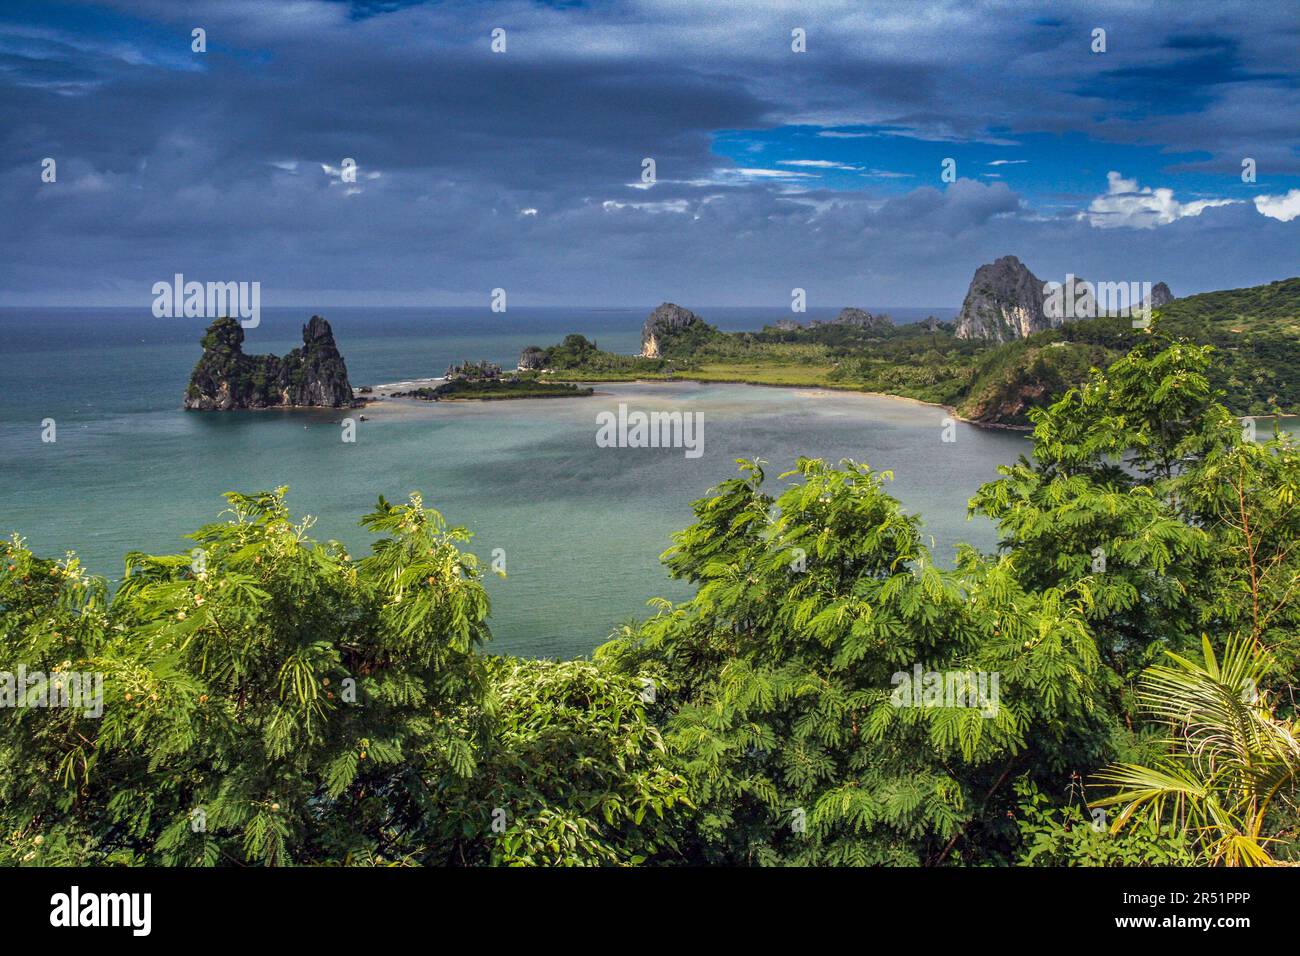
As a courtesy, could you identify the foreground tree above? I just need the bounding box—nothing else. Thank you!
[0,490,683,866]
[968,335,1300,861]
[601,457,1100,864]
[1,490,495,865]
[1092,636,1300,866]
[971,334,1300,685]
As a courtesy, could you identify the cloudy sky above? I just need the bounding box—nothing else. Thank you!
[3,0,1299,308]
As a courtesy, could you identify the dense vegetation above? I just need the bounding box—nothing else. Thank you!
[952,279,1300,423]
[394,378,594,401]
[530,333,669,378]
[534,278,1300,426]
[3,336,1298,866]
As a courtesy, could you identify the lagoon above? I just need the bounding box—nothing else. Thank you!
[0,306,1034,658]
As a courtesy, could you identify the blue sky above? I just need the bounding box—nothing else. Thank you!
[2,0,1298,307]
[710,128,1299,211]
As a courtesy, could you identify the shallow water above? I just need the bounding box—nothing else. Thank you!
[1,306,1035,657]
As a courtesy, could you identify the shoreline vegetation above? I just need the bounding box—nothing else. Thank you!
[512,270,1300,429]
[362,359,596,405]
[183,263,1298,430]
[390,378,595,402]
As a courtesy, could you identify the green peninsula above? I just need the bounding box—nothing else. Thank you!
[522,267,1300,427]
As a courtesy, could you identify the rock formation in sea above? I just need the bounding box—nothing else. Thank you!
[640,302,708,357]
[184,316,356,410]
[772,318,802,331]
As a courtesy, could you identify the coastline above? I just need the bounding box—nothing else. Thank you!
[547,373,1034,432]
[360,375,593,404]
[348,369,1035,431]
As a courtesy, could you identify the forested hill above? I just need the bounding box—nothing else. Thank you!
[1157,278,1300,413]
[521,276,1300,428]
[956,277,1300,424]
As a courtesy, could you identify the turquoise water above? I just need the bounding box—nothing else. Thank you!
[0,306,1038,658]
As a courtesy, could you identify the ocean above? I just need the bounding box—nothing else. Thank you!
[0,305,1037,658]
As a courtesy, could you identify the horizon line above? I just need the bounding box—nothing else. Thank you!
[0,303,961,312]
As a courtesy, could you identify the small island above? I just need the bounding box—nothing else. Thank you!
[185,315,359,410]
[389,361,594,401]
[186,324,596,410]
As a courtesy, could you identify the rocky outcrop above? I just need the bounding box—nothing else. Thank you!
[955,256,1051,342]
[955,255,1174,341]
[1143,282,1176,311]
[184,316,356,410]
[518,346,547,370]
[640,302,711,357]
[955,255,1099,342]
[833,307,893,328]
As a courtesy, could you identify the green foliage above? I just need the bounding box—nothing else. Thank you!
[971,336,1300,682]
[1013,778,1194,866]
[439,658,691,865]
[653,317,725,358]
[967,337,1300,864]
[0,491,680,866]
[1,490,495,865]
[600,457,1101,865]
[399,379,594,400]
[4,333,1298,867]
[1092,637,1300,866]
[1156,278,1300,415]
[530,333,669,376]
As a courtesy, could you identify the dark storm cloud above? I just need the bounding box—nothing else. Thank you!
[1,0,1297,306]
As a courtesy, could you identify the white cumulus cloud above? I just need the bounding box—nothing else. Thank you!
[1253,189,1300,222]
[1084,171,1237,229]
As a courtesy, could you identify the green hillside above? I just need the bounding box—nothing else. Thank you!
[1157,278,1300,414]
[532,277,1300,427]
[958,278,1300,424]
